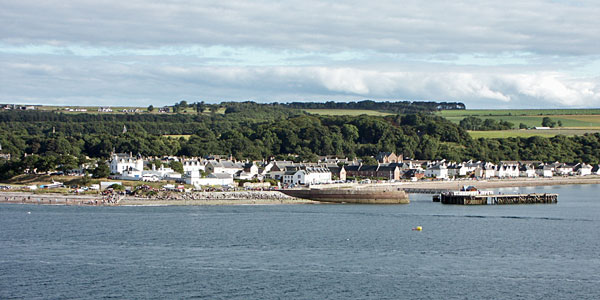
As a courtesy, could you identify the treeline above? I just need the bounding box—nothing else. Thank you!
[459,116,514,130]
[169,100,466,114]
[0,111,470,161]
[284,100,465,113]
[3,110,600,180]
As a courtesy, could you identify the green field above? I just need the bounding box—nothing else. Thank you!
[438,109,600,128]
[439,109,600,117]
[446,115,600,128]
[469,129,600,139]
[304,109,394,116]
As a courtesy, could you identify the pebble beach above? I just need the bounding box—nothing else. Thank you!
[2,176,600,206]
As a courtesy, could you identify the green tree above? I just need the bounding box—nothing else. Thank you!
[92,161,110,178]
[109,183,125,191]
[80,171,91,186]
[519,123,528,129]
[148,105,154,112]
[542,117,556,128]
[360,156,378,165]
[169,161,184,173]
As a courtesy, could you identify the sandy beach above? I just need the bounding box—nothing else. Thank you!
[2,176,600,206]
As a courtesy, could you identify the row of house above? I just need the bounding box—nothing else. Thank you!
[107,152,600,188]
[424,161,598,179]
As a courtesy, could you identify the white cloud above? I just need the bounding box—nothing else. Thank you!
[1,0,600,108]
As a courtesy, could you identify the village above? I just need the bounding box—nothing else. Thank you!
[53,151,600,190]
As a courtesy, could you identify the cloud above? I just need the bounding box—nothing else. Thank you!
[1,53,598,108]
[1,0,600,108]
[2,0,600,55]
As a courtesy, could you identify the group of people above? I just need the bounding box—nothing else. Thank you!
[141,190,293,201]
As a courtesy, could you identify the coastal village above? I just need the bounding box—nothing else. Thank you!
[89,151,600,185]
[7,150,600,192]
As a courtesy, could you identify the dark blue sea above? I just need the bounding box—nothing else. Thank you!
[2,184,600,299]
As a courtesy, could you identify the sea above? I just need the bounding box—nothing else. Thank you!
[1,184,600,299]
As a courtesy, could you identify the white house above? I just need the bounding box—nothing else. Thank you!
[182,159,205,173]
[483,165,496,178]
[575,163,592,176]
[425,164,448,179]
[447,163,468,177]
[143,165,181,180]
[283,167,331,185]
[205,160,244,175]
[536,165,553,178]
[519,165,536,178]
[184,171,234,187]
[234,162,259,180]
[266,161,296,180]
[555,163,574,176]
[496,164,519,178]
[110,152,144,177]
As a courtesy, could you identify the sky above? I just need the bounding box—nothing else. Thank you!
[1,0,600,109]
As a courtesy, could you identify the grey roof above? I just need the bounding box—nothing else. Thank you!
[208,173,233,179]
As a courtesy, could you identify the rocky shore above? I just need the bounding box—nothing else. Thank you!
[2,176,600,206]
[0,191,317,206]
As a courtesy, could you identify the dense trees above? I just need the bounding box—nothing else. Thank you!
[283,100,465,113]
[2,104,600,181]
[459,116,514,130]
[542,117,557,128]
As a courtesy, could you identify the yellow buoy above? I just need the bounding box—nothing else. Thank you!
[412,226,422,231]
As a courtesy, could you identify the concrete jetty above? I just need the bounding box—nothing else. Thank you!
[439,192,558,205]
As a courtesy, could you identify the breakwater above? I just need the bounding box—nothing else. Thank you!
[440,193,558,205]
[281,187,409,204]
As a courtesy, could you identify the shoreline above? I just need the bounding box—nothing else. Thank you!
[2,176,600,206]
[388,176,600,190]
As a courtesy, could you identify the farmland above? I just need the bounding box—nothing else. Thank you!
[439,109,600,128]
[469,129,600,139]
[438,109,600,117]
[304,109,394,116]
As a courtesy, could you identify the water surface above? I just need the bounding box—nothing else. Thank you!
[1,184,599,299]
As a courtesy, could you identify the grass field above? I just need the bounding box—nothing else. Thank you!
[304,109,394,116]
[469,129,600,139]
[444,115,600,128]
[439,109,600,117]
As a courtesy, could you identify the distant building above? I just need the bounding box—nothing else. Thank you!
[282,166,331,185]
[425,164,448,179]
[109,152,144,178]
[184,171,234,187]
[376,152,402,164]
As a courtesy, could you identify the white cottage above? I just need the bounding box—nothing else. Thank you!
[425,164,448,179]
[283,167,331,185]
[109,153,144,177]
[519,165,536,178]
[182,159,205,173]
[575,163,592,176]
[184,171,234,187]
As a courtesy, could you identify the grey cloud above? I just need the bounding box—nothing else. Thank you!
[2,0,600,55]
[2,54,599,108]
